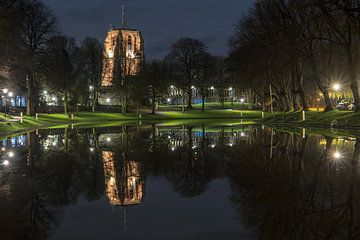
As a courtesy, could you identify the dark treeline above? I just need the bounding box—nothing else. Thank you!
[0,0,105,115]
[4,0,360,115]
[228,0,360,112]
[0,0,233,115]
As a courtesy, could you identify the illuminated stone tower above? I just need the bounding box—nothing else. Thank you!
[101,9,144,87]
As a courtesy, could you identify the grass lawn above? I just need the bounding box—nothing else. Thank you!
[0,109,261,134]
[260,110,360,127]
[158,102,251,111]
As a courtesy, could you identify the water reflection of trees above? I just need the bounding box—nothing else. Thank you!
[228,129,360,239]
[0,128,105,239]
[164,126,223,198]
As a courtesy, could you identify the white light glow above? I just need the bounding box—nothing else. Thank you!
[3,160,9,166]
[8,92,13,97]
[8,152,14,158]
[334,151,342,159]
[333,83,341,91]
[3,89,8,94]
[106,98,111,103]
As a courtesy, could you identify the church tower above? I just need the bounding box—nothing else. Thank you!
[102,6,144,87]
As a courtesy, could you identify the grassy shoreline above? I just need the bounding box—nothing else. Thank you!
[0,110,260,135]
[258,110,360,128]
[2,110,360,137]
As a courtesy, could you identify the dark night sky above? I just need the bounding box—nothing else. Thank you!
[45,0,255,59]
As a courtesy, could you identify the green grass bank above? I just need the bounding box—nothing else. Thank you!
[0,110,261,135]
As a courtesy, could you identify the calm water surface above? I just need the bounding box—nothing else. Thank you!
[0,124,359,239]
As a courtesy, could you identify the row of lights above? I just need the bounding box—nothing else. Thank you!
[171,85,235,91]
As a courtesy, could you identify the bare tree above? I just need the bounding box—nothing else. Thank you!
[79,37,103,112]
[167,38,209,110]
[20,0,57,116]
[44,36,79,115]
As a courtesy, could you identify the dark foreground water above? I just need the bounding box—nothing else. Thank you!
[0,124,360,240]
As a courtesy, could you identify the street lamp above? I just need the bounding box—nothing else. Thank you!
[333,151,342,160]
[240,98,245,108]
[2,89,12,117]
[332,83,341,91]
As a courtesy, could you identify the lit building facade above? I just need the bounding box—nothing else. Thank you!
[102,28,144,87]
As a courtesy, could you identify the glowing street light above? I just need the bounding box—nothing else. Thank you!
[2,160,9,166]
[2,89,8,94]
[229,87,233,91]
[106,98,111,103]
[240,98,245,103]
[8,92,13,97]
[332,83,341,91]
[106,137,111,142]
[8,151,14,158]
[210,86,215,90]
[333,151,342,159]
[167,98,171,103]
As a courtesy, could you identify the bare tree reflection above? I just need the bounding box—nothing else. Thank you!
[228,129,360,239]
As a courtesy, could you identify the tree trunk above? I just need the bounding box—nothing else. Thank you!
[322,87,332,112]
[151,97,156,114]
[201,87,205,112]
[64,89,68,115]
[92,90,98,112]
[346,48,360,111]
[220,88,225,109]
[298,87,308,111]
[187,86,193,109]
[26,74,35,116]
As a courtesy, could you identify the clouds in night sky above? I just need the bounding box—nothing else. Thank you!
[45,0,255,59]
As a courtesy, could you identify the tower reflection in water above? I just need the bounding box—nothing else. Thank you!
[99,130,145,230]
[102,151,144,206]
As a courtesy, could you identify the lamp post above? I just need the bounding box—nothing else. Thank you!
[229,87,234,106]
[332,83,341,107]
[2,89,9,117]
